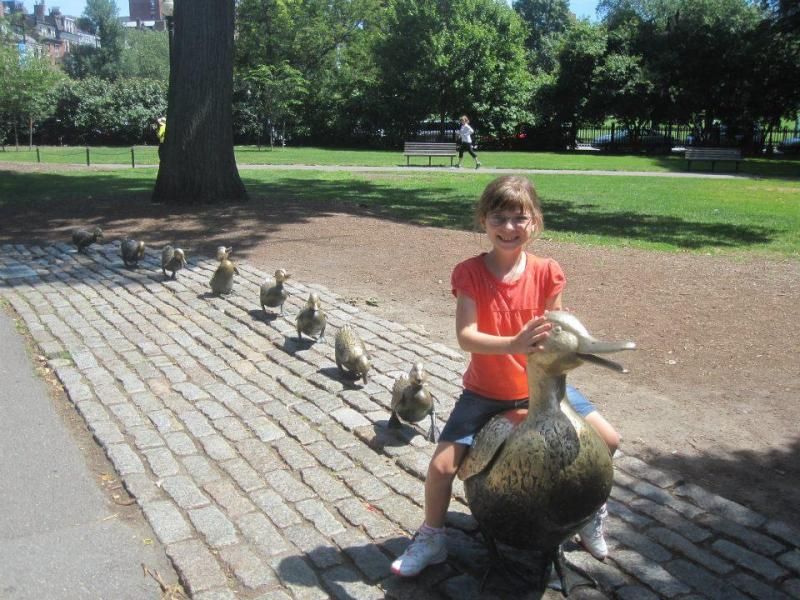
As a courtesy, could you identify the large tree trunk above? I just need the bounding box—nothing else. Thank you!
[152,0,247,204]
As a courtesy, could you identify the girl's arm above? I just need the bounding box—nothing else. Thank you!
[455,291,559,355]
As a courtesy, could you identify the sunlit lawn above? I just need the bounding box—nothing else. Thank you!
[1,145,798,178]
[1,166,798,257]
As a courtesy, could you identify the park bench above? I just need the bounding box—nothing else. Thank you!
[685,147,742,172]
[403,141,458,167]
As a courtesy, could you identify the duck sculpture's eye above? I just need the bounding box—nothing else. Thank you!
[552,325,562,334]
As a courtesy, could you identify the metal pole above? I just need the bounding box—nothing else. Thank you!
[86,147,90,166]
[36,146,40,163]
[131,146,135,168]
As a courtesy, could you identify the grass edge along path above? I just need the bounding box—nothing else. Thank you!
[1,166,798,258]
[1,145,799,179]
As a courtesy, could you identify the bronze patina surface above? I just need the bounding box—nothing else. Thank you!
[458,311,635,590]
[161,245,187,279]
[334,324,371,384]
[260,269,291,316]
[389,362,439,442]
[296,292,327,341]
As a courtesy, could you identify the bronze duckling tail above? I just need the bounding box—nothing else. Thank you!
[209,258,239,295]
[458,311,635,594]
[296,292,327,342]
[261,269,290,316]
[72,226,103,253]
[389,362,439,442]
[120,238,146,268]
[162,245,187,279]
[334,324,371,385]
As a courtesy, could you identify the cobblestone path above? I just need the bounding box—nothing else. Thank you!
[1,243,798,600]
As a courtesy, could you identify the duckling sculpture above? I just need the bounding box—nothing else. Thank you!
[161,245,187,279]
[389,362,439,442]
[457,311,635,593]
[334,324,371,384]
[120,238,146,268]
[296,292,327,342]
[72,226,103,253]
[216,246,232,261]
[261,269,290,315]
[209,258,239,295]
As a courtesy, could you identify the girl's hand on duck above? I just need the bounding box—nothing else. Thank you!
[511,316,552,354]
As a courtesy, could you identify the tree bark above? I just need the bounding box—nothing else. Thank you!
[152,0,247,204]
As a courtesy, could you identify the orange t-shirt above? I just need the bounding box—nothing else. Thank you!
[451,252,565,400]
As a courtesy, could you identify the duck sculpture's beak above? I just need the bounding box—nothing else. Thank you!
[576,338,636,373]
[545,311,636,373]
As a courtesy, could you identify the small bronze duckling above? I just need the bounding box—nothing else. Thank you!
[216,246,232,261]
[458,311,635,593]
[261,269,291,315]
[296,292,327,342]
[161,245,187,279]
[120,238,146,268]
[389,362,438,442]
[72,226,103,253]
[209,258,239,295]
[334,324,371,384]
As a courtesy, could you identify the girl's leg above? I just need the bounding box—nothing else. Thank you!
[584,411,620,455]
[425,442,469,527]
[391,442,468,576]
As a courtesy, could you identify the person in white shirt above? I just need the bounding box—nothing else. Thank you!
[456,115,481,169]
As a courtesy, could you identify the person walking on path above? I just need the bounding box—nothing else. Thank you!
[456,115,481,169]
[390,175,620,578]
[156,117,166,161]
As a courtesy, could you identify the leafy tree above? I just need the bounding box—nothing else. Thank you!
[152,0,246,204]
[65,0,125,79]
[241,63,307,148]
[120,29,170,81]
[0,44,63,148]
[542,19,607,147]
[377,0,533,141]
[513,0,572,70]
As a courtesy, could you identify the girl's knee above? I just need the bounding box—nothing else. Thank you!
[585,412,620,455]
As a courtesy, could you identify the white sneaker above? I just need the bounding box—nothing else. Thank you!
[390,528,447,576]
[578,504,608,560]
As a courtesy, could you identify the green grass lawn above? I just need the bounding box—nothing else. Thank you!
[2,145,799,178]
[1,166,797,257]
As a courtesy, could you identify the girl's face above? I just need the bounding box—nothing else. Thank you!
[482,208,534,254]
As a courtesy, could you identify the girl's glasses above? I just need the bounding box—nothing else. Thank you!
[487,214,532,228]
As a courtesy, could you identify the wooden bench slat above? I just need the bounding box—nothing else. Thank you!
[403,141,458,166]
[685,147,742,172]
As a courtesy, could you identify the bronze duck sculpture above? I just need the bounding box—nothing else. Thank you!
[209,258,239,295]
[457,311,635,593]
[389,362,439,442]
[120,238,146,268]
[296,292,327,342]
[216,246,232,261]
[334,324,371,384]
[261,269,291,315]
[161,245,187,279]
[72,226,103,253]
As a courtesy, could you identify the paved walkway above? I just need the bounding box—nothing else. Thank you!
[0,160,748,179]
[1,243,798,599]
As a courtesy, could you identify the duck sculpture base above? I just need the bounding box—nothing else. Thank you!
[457,311,635,596]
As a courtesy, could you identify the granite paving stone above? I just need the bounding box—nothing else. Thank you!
[3,244,796,599]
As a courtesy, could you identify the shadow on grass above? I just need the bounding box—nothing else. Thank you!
[0,169,779,253]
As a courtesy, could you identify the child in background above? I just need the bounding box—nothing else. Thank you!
[391,175,619,577]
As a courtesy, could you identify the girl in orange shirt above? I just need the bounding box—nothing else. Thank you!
[391,175,620,577]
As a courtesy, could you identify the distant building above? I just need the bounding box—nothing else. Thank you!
[3,2,100,62]
[129,0,165,21]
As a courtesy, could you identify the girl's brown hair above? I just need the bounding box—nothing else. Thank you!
[474,176,544,232]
